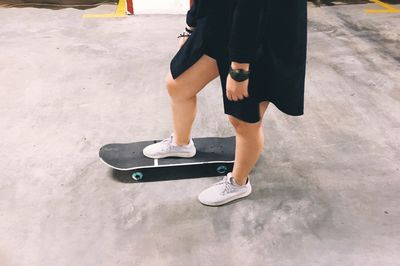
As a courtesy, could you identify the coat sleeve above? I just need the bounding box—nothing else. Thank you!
[228,0,263,64]
[186,0,199,27]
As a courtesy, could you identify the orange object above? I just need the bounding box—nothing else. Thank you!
[126,0,134,15]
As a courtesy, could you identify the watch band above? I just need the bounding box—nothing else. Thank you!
[229,66,250,82]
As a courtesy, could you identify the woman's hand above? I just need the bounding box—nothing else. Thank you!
[178,26,195,50]
[226,62,250,101]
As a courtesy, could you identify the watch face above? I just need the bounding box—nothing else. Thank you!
[229,67,249,82]
[230,71,248,82]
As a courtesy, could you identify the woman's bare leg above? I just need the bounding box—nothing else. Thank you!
[228,101,270,185]
[165,54,219,146]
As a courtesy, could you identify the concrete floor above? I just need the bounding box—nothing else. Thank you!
[1,2,399,265]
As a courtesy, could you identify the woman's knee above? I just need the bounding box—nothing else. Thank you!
[165,71,198,100]
[228,115,262,133]
[165,71,176,92]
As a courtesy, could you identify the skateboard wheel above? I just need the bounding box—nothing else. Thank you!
[132,172,144,180]
[216,165,228,174]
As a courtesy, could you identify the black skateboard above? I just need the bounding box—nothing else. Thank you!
[99,136,235,181]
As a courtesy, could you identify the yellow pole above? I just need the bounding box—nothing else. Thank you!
[83,0,126,18]
[365,0,400,14]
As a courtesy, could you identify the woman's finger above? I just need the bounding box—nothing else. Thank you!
[178,36,188,49]
[226,90,233,101]
[228,90,237,101]
[231,93,239,101]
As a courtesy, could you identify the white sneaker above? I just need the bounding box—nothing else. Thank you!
[198,172,252,206]
[142,133,196,159]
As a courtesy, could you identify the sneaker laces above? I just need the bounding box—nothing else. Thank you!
[159,135,175,152]
[217,175,235,195]
[218,174,247,195]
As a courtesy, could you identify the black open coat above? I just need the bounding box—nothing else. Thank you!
[170,0,308,119]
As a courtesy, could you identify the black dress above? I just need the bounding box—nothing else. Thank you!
[170,0,308,123]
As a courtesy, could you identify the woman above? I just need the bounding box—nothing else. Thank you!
[143,0,308,206]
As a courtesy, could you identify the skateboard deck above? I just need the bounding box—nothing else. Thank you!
[99,136,235,181]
